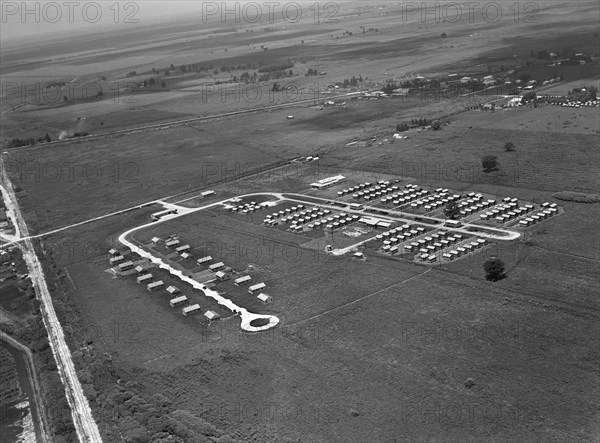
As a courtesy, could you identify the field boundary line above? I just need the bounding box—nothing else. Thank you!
[285,268,431,328]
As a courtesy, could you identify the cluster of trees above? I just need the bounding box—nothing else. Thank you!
[237,71,257,83]
[306,68,320,76]
[382,82,399,94]
[340,76,362,88]
[7,133,51,148]
[130,77,166,89]
[257,62,294,73]
[125,70,137,78]
[568,85,597,102]
[484,258,506,281]
[1,303,78,441]
[444,201,461,219]
[396,118,433,132]
[257,69,293,82]
[482,155,499,172]
[521,91,537,103]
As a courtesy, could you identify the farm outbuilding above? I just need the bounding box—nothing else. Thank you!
[234,275,252,286]
[182,304,201,316]
[197,256,212,266]
[134,265,145,274]
[118,261,134,271]
[175,245,190,253]
[147,280,164,291]
[257,293,273,303]
[136,274,152,284]
[108,248,119,256]
[109,255,124,264]
[209,262,225,271]
[151,237,161,244]
[166,286,180,295]
[215,271,229,281]
[169,295,188,307]
[165,239,180,248]
[204,310,220,321]
[248,282,266,294]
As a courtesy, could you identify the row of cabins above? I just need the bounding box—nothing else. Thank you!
[375,224,424,250]
[402,231,465,254]
[230,201,265,214]
[457,195,497,216]
[407,191,460,211]
[418,238,487,263]
[480,201,534,222]
[518,206,558,227]
[381,188,431,205]
[307,214,359,232]
[266,205,306,221]
[279,207,325,224]
[337,179,393,197]
[350,182,414,202]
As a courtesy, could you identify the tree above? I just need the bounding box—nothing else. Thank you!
[45,133,51,142]
[484,257,506,281]
[431,120,441,130]
[504,141,515,152]
[441,32,447,38]
[482,155,498,172]
[521,91,537,103]
[444,201,461,219]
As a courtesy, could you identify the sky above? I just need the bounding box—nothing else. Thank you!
[1,1,215,44]
[0,0,332,46]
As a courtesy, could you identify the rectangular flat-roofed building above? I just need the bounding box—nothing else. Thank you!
[175,245,190,253]
[234,275,252,286]
[165,239,180,248]
[197,256,212,265]
[110,255,124,264]
[147,280,164,291]
[182,304,201,316]
[166,286,180,295]
[118,261,134,271]
[136,274,152,284]
[248,282,266,294]
[169,295,188,307]
[209,262,225,271]
[310,174,346,190]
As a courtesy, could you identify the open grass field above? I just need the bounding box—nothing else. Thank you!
[2,0,599,441]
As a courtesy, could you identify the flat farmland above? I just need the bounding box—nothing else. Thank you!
[47,194,600,442]
[323,107,600,193]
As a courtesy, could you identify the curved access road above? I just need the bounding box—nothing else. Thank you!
[118,204,280,333]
